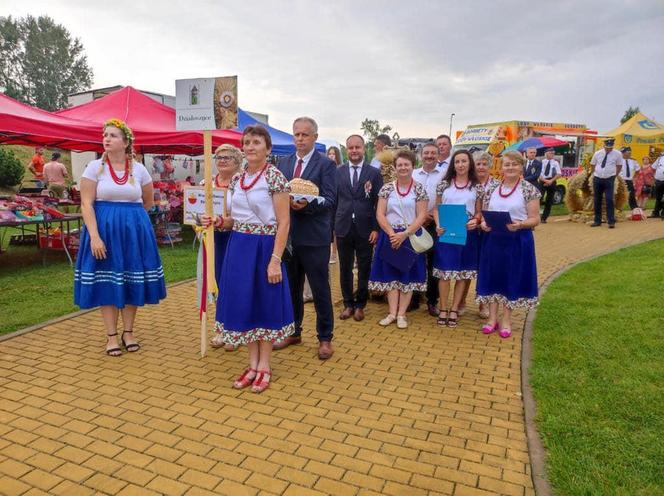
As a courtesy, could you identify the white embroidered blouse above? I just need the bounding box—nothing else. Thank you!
[436,180,484,216]
[482,180,541,222]
[228,165,290,235]
[378,180,429,228]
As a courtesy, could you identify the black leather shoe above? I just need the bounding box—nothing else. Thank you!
[590,222,601,227]
[608,224,615,229]
[339,307,354,320]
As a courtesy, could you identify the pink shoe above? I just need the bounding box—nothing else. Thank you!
[481,323,498,334]
[499,328,512,338]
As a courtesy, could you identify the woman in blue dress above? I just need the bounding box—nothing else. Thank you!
[477,151,541,338]
[432,150,483,328]
[75,119,166,356]
[214,125,294,393]
[369,149,429,329]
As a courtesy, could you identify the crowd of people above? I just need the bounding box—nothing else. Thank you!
[74,117,664,393]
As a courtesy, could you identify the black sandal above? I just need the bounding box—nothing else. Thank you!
[106,332,122,356]
[447,310,458,328]
[121,331,140,352]
[437,309,449,326]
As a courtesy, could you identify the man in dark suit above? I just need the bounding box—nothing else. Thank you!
[523,147,542,189]
[274,117,338,359]
[335,135,383,322]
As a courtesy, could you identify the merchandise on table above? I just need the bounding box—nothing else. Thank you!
[151,180,184,245]
[38,227,80,253]
[0,195,67,223]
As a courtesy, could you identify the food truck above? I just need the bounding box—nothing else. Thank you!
[454,120,598,204]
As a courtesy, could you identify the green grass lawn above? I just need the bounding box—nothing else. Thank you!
[530,238,664,495]
[0,226,198,335]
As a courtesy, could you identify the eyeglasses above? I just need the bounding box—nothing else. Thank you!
[214,155,233,161]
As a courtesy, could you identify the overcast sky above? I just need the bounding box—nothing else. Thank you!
[4,0,664,142]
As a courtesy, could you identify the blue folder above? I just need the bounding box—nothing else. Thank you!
[437,204,468,246]
[378,238,419,272]
[482,210,513,232]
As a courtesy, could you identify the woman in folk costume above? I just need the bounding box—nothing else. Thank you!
[369,149,429,329]
[214,125,294,393]
[75,119,166,356]
[455,151,499,319]
[476,151,541,338]
[200,144,243,352]
[432,150,483,328]
[472,151,500,318]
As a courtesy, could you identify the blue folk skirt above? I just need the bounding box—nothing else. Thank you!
[432,229,480,280]
[214,230,231,285]
[368,229,427,293]
[74,201,167,309]
[476,229,538,309]
[215,231,294,345]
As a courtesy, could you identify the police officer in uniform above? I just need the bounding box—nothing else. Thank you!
[538,148,561,223]
[589,138,623,228]
[620,146,640,210]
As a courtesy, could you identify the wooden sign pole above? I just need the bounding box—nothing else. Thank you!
[201,130,214,357]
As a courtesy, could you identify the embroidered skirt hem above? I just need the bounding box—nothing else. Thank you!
[368,281,427,293]
[432,269,477,280]
[214,322,295,345]
[475,294,539,309]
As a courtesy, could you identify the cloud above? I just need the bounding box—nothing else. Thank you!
[3,0,664,140]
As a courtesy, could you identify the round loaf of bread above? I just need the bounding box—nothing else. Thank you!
[289,178,319,196]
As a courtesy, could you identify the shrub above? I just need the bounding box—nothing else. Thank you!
[0,148,25,188]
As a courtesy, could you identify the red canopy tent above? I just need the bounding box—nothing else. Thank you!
[0,92,102,151]
[56,86,242,154]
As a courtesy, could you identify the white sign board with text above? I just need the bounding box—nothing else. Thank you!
[183,186,227,225]
[175,77,238,131]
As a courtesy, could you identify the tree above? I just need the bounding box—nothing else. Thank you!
[360,118,393,142]
[0,15,93,111]
[620,106,640,124]
[0,148,24,188]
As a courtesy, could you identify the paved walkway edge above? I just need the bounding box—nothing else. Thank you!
[0,278,195,343]
[520,235,664,496]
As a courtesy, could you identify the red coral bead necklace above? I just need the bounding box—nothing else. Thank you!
[396,178,413,197]
[498,179,519,198]
[453,177,469,189]
[240,163,268,191]
[106,156,130,185]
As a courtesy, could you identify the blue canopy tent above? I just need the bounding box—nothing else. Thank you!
[237,109,326,156]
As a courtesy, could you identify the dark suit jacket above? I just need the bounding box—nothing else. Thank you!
[334,161,383,238]
[278,151,337,247]
[523,159,542,186]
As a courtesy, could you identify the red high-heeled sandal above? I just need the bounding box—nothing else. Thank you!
[233,368,257,389]
[251,370,272,393]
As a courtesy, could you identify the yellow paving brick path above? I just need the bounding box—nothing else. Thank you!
[1,219,662,495]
